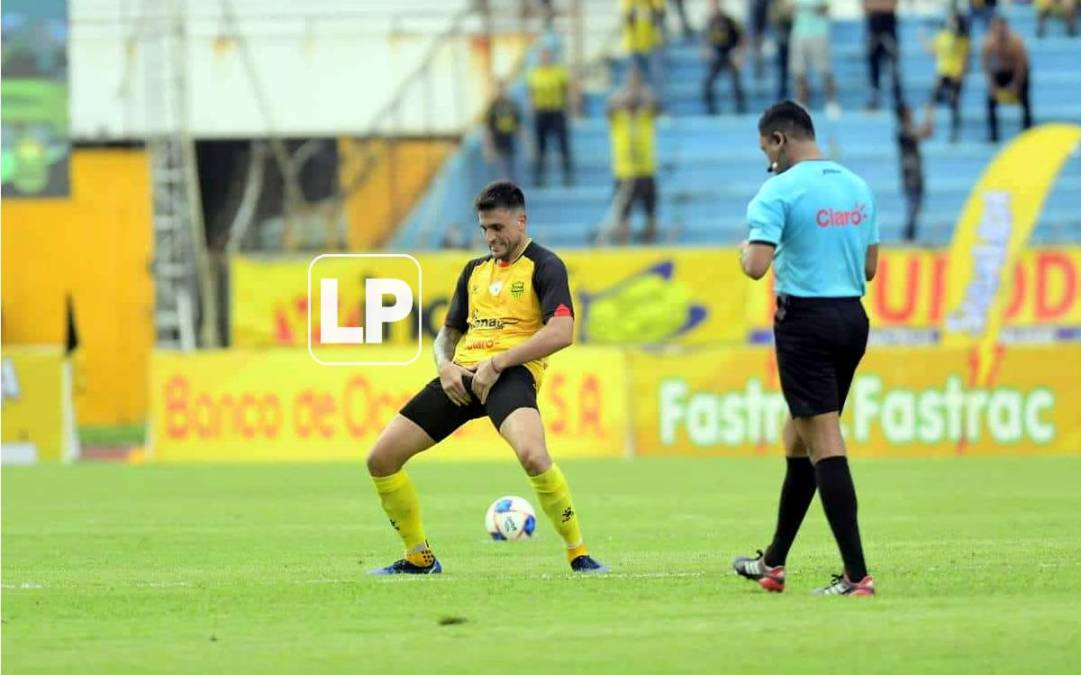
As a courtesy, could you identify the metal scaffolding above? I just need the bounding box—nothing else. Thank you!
[142,0,219,350]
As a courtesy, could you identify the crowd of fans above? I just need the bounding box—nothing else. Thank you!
[468,0,1073,248]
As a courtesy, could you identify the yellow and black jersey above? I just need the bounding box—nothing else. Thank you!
[622,0,665,54]
[444,240,573,388]
[609,104,657,179]
[934,30,969,79]
[706,13,742,53]
[486,97,521,149]
[527,65,569,112]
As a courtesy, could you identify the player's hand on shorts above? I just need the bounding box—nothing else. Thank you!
[470,358,502,405]
[438,362,475,407]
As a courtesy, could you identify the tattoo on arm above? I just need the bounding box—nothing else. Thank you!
[434,327,463,368]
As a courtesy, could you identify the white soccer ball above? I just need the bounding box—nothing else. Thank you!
[485,496,537,541]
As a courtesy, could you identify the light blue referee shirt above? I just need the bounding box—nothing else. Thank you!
[746,160,879,298]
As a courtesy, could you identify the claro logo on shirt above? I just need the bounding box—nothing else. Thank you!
[816,202,869,228]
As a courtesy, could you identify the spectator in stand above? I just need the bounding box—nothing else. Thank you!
[790,0,839,116]
[982,16,1033,143]
[1036,0,1078,37]
[747,0,770,80]
[608,66,659,244]
[538,3,565,59]
[771,0,794,101]
[527,47,574,186]
[441,222,468,250]
[621,0,666,103]
[702,0,746,115]
[668,0,694,40]
[484,80,523,182]
[864,0,904,111]
[924,10,970,143]
[896,103,934,242]
[968,0,998,29]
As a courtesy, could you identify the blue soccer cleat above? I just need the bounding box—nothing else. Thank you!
[570,554,609,574]
[368,557,442,576]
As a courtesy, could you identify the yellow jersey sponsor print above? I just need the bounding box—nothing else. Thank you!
[445,240,573,388]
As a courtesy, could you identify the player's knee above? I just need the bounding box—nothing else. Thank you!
[366,445,400,477]
[516,444,551,475]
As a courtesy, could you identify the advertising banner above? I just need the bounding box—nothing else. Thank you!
[630,344,1081,458]
[1,0,70,197]
[940,124,1081,384]
[1,346,78,463]
[744,248,1081,341]
[236,246,1081,351]
[232,248,749,349]
[149,347,628,462]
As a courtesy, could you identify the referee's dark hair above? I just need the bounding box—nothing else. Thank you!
[474,181,526,212]
[758,101,816,141]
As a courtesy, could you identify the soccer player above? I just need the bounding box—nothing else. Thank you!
[731,102,878,596]
[366,181,607,576]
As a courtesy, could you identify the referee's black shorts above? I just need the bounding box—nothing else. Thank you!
[399,365,538,443]
[773,295,869,418]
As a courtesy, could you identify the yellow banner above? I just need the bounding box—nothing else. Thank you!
[629,344,1081,457]
[941,124,1081,381]
[236,246,1081,351]
[1,346,78,463]
[743,247,1081,334]
[149,347,628,462]
[231,248,749,349]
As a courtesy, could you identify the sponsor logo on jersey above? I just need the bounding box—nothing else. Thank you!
[816,202,868,228]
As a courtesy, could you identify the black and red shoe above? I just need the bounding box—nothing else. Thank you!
[813,573,875,596]
[731,550,785,593]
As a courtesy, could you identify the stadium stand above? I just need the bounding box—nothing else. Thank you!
[394,5,1080,251]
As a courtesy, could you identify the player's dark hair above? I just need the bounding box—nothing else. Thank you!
[758,101,816,141]
[474,181,526,212]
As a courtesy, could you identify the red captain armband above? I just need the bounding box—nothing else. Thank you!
[553,304,572,317]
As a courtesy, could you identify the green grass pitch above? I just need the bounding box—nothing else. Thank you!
[4,456,1080,674]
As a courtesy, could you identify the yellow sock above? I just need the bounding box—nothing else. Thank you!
[528,464,588,562]
[371,470,433,565]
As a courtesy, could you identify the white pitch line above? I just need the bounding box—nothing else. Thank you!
[1,570,708,591]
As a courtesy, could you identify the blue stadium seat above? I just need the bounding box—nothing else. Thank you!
[394,7,1081,250]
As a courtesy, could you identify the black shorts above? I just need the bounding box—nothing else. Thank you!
[930,76,962,104]
[773,295,869,418]
[399,365,538,443]
[616,176,657,219]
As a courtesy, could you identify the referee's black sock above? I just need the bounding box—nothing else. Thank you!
[814,456,868,581]
[763,457,816,568]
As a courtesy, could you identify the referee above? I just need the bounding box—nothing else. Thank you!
[731,101,879,597]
